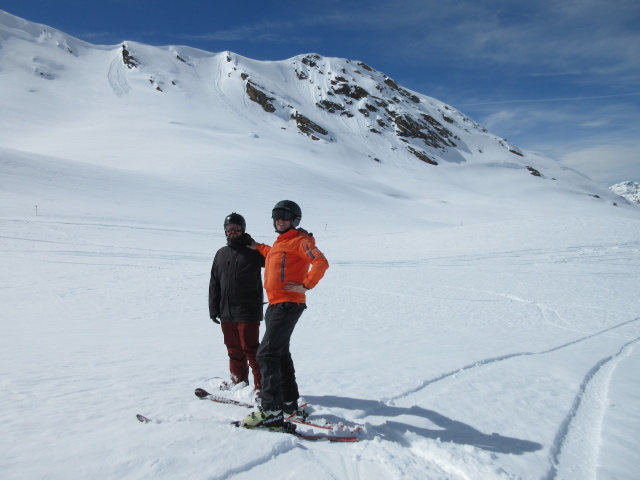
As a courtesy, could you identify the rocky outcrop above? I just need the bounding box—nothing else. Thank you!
[316,99,345,114]
[292,112,328,140]
[383,77,420,103]
[526,166,542,177]
[121,44,139,69]
[236,53,465,156]
[407,146,438,165]
[233,52,530,168]
[393,114,457,149]
[331,82,369,100]
[246,81,276,113]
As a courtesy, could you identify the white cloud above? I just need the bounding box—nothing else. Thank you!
[482,110,517,131]
[559,144,640,186]
[339,0,640,82]
[176,21,298,43]
[464,99,640,187]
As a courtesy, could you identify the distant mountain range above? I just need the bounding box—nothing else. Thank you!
[609,182,640,204]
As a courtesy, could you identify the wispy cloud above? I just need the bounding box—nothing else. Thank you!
[74,31,121,40]
[175,21,300,43]
[560,144,640,185]
[476,99,640,141]
[459,93,640,107]
[320,0,640,81]
[158,0,640,86]
[478,98,640,184]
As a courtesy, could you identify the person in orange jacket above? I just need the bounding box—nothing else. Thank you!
[242,200,329,429]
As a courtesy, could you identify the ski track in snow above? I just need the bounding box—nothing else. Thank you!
[142,413,327,480]
[379,308,640,480]
[385,313,640,420]
[545,338,639,480]
[338,249,640,479]
[334,239,640,270]
[210,57,257,127]
[385,308,640,406]
[212,437,301,480]
[345,266,640,405]
[108,54,130,97]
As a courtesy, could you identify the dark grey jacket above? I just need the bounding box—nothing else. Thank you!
[208,235,265,322]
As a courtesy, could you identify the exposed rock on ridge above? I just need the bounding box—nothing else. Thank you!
[104,40,533,171]
[233,52,527,168]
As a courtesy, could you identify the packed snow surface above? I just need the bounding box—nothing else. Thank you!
[2,148,639,480]
[1,8,640,480]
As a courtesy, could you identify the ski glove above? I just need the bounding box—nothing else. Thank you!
[211,316,220,324]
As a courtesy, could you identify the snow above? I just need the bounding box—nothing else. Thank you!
[610,181,640,204]
[1,9,640,480]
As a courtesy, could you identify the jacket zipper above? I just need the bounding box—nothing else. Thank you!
[303,242,315,259]
[280,252,286,282]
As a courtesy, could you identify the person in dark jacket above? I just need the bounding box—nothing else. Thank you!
[209,213,265,393]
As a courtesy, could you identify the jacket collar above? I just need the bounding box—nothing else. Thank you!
[277,228,298,240]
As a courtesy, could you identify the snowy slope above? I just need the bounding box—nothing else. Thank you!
[0,10,624,207]
[1,9,640,480]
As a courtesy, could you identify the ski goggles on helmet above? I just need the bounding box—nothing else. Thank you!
[272,208,294,221]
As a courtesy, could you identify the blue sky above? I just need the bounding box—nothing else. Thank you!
[2,0,639,185]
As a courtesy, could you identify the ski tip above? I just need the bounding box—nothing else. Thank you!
[195,388,210,398]
[136,414,151,423]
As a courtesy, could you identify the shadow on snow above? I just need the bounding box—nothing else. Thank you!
[304,395,542,454]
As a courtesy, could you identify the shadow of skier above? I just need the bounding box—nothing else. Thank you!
[304,395,542,454]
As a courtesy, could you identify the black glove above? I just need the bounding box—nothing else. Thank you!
[243,233,255,246]
[211,316,220,324]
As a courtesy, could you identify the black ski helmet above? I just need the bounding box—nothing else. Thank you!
[272,200,302,228]
[224,212,246,232]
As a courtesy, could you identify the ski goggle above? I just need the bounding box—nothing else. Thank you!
[272,209,294,221]
[224,224,243,233]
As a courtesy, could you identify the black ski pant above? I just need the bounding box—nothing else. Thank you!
[257,302,306,412]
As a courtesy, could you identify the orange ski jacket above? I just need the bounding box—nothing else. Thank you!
[257,228,329,305]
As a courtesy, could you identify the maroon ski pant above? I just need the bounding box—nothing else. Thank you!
[220,321,261,390]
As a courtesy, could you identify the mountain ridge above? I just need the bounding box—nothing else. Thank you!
[0,8,633,216]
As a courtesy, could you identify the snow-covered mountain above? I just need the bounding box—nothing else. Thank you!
[0,8,628,222]
[610,181,640,204]
[2,10,640,480]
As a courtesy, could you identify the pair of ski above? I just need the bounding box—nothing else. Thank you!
[136,388,361,442]
[194,388,362,441]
